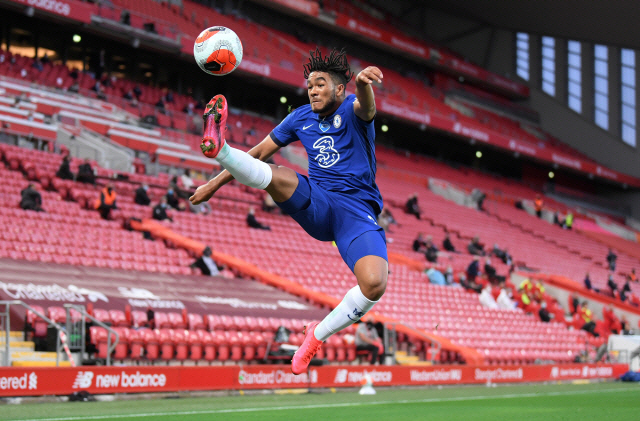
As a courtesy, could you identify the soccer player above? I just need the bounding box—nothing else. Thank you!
[190,48,387,375]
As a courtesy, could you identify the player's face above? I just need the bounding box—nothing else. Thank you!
[307,72,343,116]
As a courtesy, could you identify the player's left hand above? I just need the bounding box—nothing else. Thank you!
[356,66,383,85]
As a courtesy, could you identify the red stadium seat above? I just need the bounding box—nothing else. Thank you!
[187,313,206,331]
[26,305,48,338]
[168,312,187,329]
[187,331,203,361]
[158,329,175,360]
[173,329,189,360]
[142,329,160,360]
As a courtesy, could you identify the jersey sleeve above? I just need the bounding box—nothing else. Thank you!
[269,110,298,147]
[346,94,374,128]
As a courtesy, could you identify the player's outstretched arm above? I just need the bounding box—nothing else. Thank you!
[189,135,281,204]
[353,66,383,121]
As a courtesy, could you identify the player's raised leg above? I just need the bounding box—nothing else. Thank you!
[291,235,388,375]
[198,94,298,202]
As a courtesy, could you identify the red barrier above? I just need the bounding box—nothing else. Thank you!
[0,363,627,396]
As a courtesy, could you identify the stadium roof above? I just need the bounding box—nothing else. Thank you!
[375,0,640,50]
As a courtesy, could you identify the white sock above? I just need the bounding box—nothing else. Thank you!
[215,143,272,190]
[314,286,377,342]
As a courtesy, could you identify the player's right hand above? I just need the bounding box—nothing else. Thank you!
[189,183,216,205]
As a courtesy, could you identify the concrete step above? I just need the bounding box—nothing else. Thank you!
[11,351,58,361]
[0,341,35,351]
[12,360,72,367]
[0,332,26,344]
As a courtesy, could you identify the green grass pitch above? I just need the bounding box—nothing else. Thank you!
[3,382,638,421]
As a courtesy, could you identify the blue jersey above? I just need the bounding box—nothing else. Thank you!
[270,94,383,214]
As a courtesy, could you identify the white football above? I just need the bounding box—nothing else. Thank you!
[193,26,243,76]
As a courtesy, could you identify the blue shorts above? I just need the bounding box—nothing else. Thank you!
[276,173,388,272]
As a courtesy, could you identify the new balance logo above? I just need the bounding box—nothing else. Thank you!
[347,308,365,321]
[72,371,94,389]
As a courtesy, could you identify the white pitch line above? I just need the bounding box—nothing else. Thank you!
[10,386,638,421]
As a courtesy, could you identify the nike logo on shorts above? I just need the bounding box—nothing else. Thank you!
[303,124,313,130]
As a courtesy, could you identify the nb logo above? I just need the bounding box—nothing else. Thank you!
[313,136,340,168]
[347,308,365,321]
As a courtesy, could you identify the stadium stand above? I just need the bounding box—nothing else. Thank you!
[1,0,639,373]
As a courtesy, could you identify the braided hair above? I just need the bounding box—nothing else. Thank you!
[303,47,354,87]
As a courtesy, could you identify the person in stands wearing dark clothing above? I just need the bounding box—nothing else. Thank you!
[424,236,438,263]
[442,233,456,252]
[484,257,498,283]
[152,196,173,222]
[405,193,421,219]
[584,272,593,291]
[607,274,619,297]
[190,246,221,276]
[621,278,631,302]
[412,232,428,253]
[146,307,155,329]
[466,257,481,284]
[467,236,485,256]
[20,183,44,212]
[607,249,617,271]
[247,206,271,230]
[134,184,151,206]
[165,188,184,211]
[56,155,74,180]
[77,158,95,184]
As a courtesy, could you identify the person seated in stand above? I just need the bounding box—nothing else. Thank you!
[190,246,220,276]
[471,188,486,211]
[55,155,74,180]
[467,236,485,256]
[534,195,544,218]
[424,235,438,263]
[467,256,480,282]
[405,193,421,219]
[247,206,271,230]
[484,257,497,283]
[355,319,384,365]
[607,274,619,297]
[442,233,456,252]
[426,267,446,286]
[20,183,44,212]
[538,301,551,322]
[165,188,185,211]
[77,158,95,184]
[146,306,155,329]
[377,207,396,234]
[583,272,593,291]
[629,268,637,283]
[579,301,599,337]
[620,277,631,302]
[562,212,574,230]
[444,266,455,286]
[607,248,617,271]
[459,273,482,294]
[134,184,151,206]
[152,196,173,222]
[412,232,428,253]
[94,183,117,220]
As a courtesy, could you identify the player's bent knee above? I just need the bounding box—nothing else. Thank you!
[266,166,299,202]
[354,256,388,301]
[360,277,386,301]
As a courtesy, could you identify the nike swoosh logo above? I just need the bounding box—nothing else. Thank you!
[303,124,313,130]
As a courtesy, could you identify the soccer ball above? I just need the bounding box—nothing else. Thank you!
[193,26,243,76]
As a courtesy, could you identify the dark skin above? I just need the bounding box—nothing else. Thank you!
[190,66,386,301]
